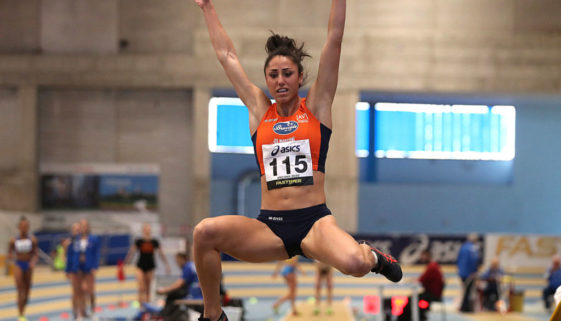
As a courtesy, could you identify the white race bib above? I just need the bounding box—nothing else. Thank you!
[262,139,314,190]
[79,239,88,252]
[14,239,32,254]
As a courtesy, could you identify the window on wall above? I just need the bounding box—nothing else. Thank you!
[208,97,253,154]
[370,102,516,161]
[356,94,516,184]
[355,102,371,158]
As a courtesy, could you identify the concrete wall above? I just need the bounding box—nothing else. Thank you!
[38,89,193,229]
[0,1,40,53]
[0,0,561,233]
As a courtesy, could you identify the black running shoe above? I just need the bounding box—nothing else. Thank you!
[199,311,228,321]
[359,241,403,283]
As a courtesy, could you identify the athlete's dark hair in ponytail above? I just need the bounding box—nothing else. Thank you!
[264,33,311,85]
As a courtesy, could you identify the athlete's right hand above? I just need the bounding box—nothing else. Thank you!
[194,0,210,8]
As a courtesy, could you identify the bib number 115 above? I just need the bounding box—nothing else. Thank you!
[262,139,314,190]
[268,155,308,177]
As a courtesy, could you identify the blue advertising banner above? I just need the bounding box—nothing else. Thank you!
[354,233,484,265]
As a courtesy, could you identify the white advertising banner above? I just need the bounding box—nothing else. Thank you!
[485,234,561,268]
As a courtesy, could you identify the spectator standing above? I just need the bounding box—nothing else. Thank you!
[457,233,480,312]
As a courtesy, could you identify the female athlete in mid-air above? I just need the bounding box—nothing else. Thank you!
[192,1,402,320]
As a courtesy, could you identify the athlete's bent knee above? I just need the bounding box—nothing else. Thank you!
[338,251,371,277]
[193,218,223,247]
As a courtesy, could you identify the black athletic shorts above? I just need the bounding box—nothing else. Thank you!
[257,203,332,258]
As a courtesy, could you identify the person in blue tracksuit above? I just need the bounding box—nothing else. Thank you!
[66,219,101,318]
[63,222,82,320]
[457,233,480,312]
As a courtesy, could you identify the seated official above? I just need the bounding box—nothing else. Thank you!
[398,250,444,321]
[155,252,203,318]
[479,257,505,311]
[544,255,561,311]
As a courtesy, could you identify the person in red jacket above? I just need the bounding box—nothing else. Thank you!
[418,250,445,302]
[399,250,444,321]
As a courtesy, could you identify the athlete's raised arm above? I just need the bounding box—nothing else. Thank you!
[194,0,270,124]
[306,0,346,128]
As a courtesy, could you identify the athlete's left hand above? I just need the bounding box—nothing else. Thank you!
[194,0,210,9]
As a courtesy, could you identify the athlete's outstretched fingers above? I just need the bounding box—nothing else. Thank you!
[301,215,374,277]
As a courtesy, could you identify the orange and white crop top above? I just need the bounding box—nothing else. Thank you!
[251,98,331,190]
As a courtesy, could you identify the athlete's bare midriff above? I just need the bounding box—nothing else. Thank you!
[15,252,33,262]
[260,171,326,210]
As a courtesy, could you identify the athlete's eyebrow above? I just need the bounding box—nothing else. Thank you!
[268,67,294,71]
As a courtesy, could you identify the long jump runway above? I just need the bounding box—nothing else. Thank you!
[279,301,354,321]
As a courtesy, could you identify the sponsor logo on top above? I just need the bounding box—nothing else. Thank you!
[297,113,309,123]
[273,121,299,135]
[271,144,301,157]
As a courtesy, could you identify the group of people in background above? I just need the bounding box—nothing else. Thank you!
[123,222,204,320]
[457,235,561,314]
[7,217,100,321]
[8,218,201,321]
[271,257,334,316]
[7,219,561,320]
[457,234,510,314]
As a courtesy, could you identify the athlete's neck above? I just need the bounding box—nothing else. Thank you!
[275,96,300,117]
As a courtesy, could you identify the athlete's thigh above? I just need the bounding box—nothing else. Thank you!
[87,272,95,288]
[135,269,145,288]
[144,270,154,282]
[84,272,94,291]
[199,215,288,263]
[79,273,88,291]
[285,274,297,289]
[326,271,333,286]
[300,215,360,267]
[23,269,32,288]
[70,274,80,291]
[13,265,24,289]
[144,270,154,288]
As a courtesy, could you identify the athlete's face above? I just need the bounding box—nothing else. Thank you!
[19,220,29,234]
[265,55,303,103]
[71,223,80,236]
[142,223,151,237]
[175,255,187,268]
[80,219,89,235]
